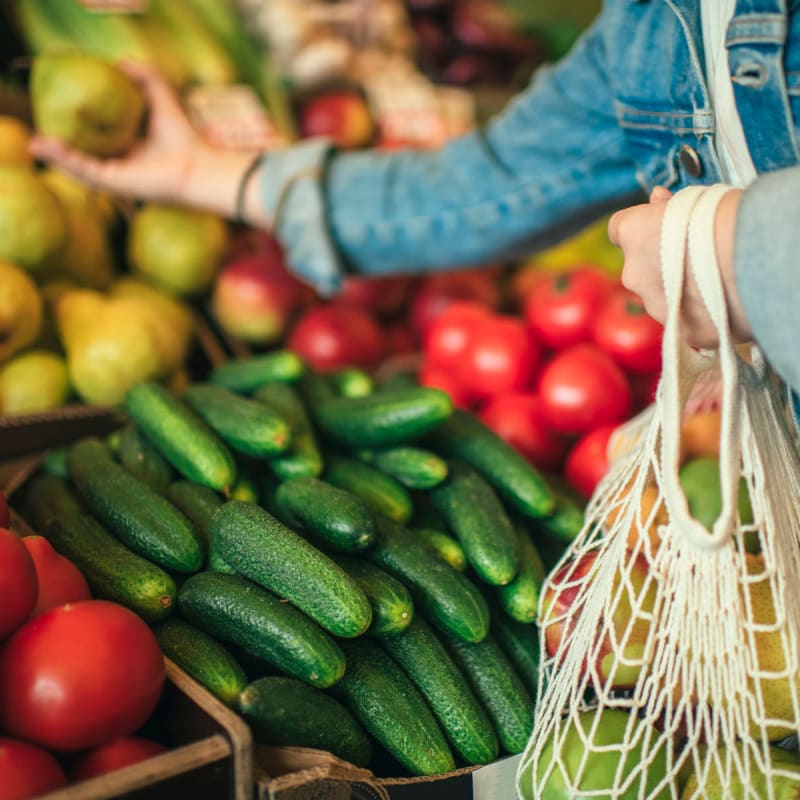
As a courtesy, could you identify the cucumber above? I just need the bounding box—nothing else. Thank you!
[230,467,259,504]
[441,631,534,754]
[360,446,448,490]
[209,350,305,393]
[334,638,455,776]
[296,369,337,408]
[334,556,413,635]
[535,485,585,544]
[254,383,323,479]
[491,611,540,695]
[125,382,237,492]
[377,616,498,765]
[23,475,175,622]
[429,461,519,587]
[239,677,373,766]
[154,617,247,707]
[42,447,69,478]
[183,384,291,458]
[178,572,345,688]
[165,481,223,554]
[324,454,413,524]
[312,387,453,449]
[116,424,173,493]
[426,409,554,518]
[330,367,374,399]
[211,501,372,638]
[368,515,489,643]
[497,525,547,623]
[274,477,376,553]
[68,438,204,574]
[411,527,467,572]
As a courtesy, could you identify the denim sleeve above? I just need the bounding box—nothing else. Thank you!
[735,165,800,395]
[259,12,642,295]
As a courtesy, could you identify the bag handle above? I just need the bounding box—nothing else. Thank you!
[658,184,742,552]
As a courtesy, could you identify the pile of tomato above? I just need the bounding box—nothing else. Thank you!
[0,492,167,800]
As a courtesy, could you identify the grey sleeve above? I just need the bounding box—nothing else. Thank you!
[734,165,800,393]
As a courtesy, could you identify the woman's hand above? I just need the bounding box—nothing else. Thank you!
[29,61,269,224]
[608,186,751,348]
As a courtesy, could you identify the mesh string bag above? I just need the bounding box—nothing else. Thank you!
[516,184,800,799]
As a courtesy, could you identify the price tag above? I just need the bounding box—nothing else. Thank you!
[79,0,148,12]
[472,753,523,800]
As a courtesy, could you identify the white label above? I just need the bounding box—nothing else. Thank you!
[472,753,523,800]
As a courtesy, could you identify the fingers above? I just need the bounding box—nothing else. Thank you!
[607,209,624,246]
[119,59,184,118]
[649,185,672,203]
[29,135,117,190]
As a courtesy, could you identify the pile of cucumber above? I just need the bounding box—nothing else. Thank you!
[21,350,584,777]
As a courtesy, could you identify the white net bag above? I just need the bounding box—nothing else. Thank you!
[517,184,800,799]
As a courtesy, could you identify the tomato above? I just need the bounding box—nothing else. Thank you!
[479,392,568,471]
[287,302,385,371]
[384,322,418,356]
[0,491,9,528]
[0,738,67,800]
[459,315,541,400]
[22,537,91,617]
[424,301,491,368]
[418,362,473,409]
[71,736,167,781]
[565,424,618,499]
[523,265,614,349]
[0,529,37,639]
[538,344,632,435]
[630,370,661,412]
[338,275,415,317]
[0,600,165,751]
[593,288,663,373]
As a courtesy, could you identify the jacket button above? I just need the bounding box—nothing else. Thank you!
[679,145,703,177]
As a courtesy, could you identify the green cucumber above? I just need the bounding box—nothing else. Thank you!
[535,485,585,544]
[183,384,291,457]
[334,556,413,635]
[23,475,175,622]
[491,611,540,695]
[313,387,453,448]
[497,525,547,623]
[360,446,448,490]
[68,439,203,574]
[411,527,467,572]
[429,461,519,586]
[334,638,455,776]
[165,480,223,554]
[254,383,323,479]
[42,447,69,478]
[330,367,374,398]
[209,350,305,393]
[154,617,247,707]
[125,382,237,492]
[296,369,337,408]
[442,631,534,754]
[377,616,498,765]
[240,677,373,766]
[178,572,345,688]
[426,410,554,518]
[368,516,489,643]
[230,467,259,504]
[211,501,372,638]
[274,477,376,553]
[116,424,173,493]
[324,454,413,523]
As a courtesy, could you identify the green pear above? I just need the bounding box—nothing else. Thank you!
[0,166,67,273]
[40,167,116,229]
[0,116,33,168]
[31,53,145,157]
[127,204,229,296]
[52,289,107,352]
[0,350,69,415]
[0,260,43,362]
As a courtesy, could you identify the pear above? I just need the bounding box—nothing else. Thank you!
[40,167,116,229]
[0,166,67,273]
[0,350,69,415]
[52,289,106,352]
[127,204,229,297]
[0,260,43,362]
[48,204,116,290]
[0,116,33,168]
[31,53,145,157]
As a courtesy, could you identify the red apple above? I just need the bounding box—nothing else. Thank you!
[338,275,415,317]
[541,548,656,690]
[300,92,375,149]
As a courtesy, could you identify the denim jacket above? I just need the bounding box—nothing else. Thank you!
[259,0,800,397]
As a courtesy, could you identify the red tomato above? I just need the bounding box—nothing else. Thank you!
[0,738,67,800]
[384,322,418,356]
[0,529,37,639]
[459,315,541,400]
[565,424,618,499]
[593,288,663,373]
[0,600,165,751]
[630,370,661,412]
[338,275,415,317]
[479,392,568,471]
[22,537,91,617]
[538,344,632,435]
[523,265,614,349]
[508,264,549,310]
[0,491,9,528]
[424,301,491,368]
[418,362,473,409]
[71,736,167,781]
[287,302,385,371]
